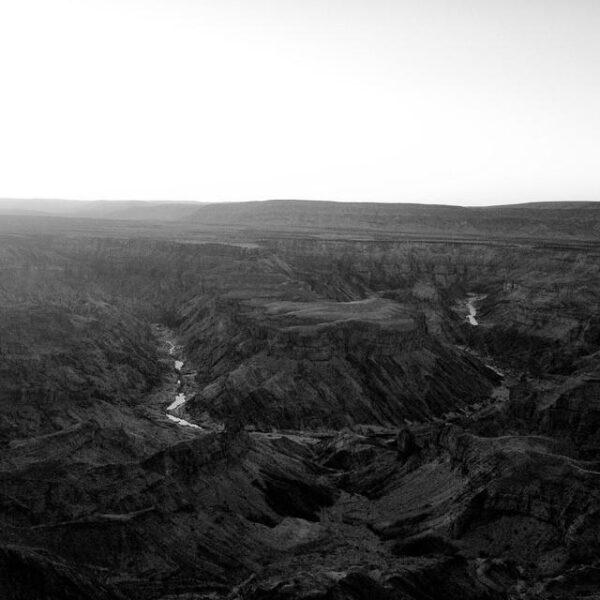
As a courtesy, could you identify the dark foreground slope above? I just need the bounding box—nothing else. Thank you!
[0,205,600,599]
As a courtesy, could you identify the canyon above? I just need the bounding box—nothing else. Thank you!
[0,201,599,599]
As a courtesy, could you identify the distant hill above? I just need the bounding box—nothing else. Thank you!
[0,199,205,222]
[188,199,600,240]
[1,198,599,241]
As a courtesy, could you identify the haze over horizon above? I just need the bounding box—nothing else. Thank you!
[2,197,600,209]
[1,0,599,206]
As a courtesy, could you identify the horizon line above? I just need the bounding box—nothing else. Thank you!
[1,197,599,209]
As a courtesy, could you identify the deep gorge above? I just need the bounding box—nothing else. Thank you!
[1,213,600,599]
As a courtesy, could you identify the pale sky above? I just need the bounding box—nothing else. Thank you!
[0,0,599,205]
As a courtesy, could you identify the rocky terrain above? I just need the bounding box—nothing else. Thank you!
[0,201,599,599]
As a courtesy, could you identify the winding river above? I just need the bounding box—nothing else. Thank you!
[465,294,487,326]
[166,342,202,429]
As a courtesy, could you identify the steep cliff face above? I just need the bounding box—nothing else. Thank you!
[264,238,600,368]
[171,239,498,429]
[506,369,600,459]
[172,237,600,431]
[0,303,163,441]
[0,237,267,441]
[183,297,495,429]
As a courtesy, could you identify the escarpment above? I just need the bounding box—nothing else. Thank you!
[506,370,600,459]
[183,298,496,429]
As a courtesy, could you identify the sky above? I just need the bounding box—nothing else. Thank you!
[0,0,599,205]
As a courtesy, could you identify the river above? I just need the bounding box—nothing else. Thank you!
[465,294,487,326]
[165,340,202,429]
